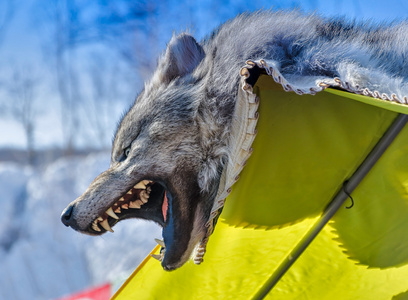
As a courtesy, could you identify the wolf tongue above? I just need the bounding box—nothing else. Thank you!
[162,191,168,222]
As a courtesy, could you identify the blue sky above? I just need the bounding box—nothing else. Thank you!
[286,0,408,21]
[3,0,407,64]
[2,0,405,68]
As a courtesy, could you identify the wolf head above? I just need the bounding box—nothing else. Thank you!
[61,33,232,270]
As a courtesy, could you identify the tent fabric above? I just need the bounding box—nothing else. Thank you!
[113,74,408,299]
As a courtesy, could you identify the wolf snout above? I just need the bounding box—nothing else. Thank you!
[61,203,75,227]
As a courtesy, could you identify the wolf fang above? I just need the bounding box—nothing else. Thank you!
[61,10,408,271]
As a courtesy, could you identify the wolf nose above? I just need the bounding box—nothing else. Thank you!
[61,204,75,227]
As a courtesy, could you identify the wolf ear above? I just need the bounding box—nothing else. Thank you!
[156,33,205,83]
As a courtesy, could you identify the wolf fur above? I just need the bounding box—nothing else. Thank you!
[61,10,408,271]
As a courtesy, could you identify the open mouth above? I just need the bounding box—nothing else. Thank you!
[90,180,167,234]
[61,170,223,270]
[88,179,179,266]
[84,177,212,270]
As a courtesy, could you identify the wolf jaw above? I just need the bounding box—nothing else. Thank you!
[89,180,157,233]
[86,178,210,270]
[86,179,183,268]
[61,169,214,270]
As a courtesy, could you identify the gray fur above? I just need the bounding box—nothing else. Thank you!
[61,10,408,271]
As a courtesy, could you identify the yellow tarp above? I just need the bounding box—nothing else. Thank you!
[113,75,408,299]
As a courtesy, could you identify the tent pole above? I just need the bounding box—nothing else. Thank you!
[252,113,408,300]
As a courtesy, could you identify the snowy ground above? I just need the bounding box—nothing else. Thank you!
[0,151,160,300]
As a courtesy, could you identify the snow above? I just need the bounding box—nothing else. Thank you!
[0,152,161,299]
[0,120,27,149]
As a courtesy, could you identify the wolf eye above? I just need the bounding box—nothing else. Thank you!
[124,146,131,158]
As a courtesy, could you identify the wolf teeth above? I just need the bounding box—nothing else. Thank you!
[134,180,152,190]
[129,200,142,209]
[92,221,101,232]
[140,190,149,203]
[151,254,163,261]
[92,217,113,233]
[106,207,119,219]
[155,238,165,247]
[151,241,166,262]
[134,181,146,189]
[99,219,114,232]
[91,180,155,233]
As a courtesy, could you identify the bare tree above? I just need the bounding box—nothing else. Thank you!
[92,0,161,78]
[5,67,40,165]
[45,0,80,154]
[32,1,144,151]
[30,0,174,152]
[84,53,118,148]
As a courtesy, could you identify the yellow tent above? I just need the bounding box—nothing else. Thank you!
[113,61,408,299]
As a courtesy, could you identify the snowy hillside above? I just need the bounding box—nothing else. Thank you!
[0,152,160,299]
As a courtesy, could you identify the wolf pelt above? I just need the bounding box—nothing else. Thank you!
[61,10,408,271]
[150,10,408,191]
